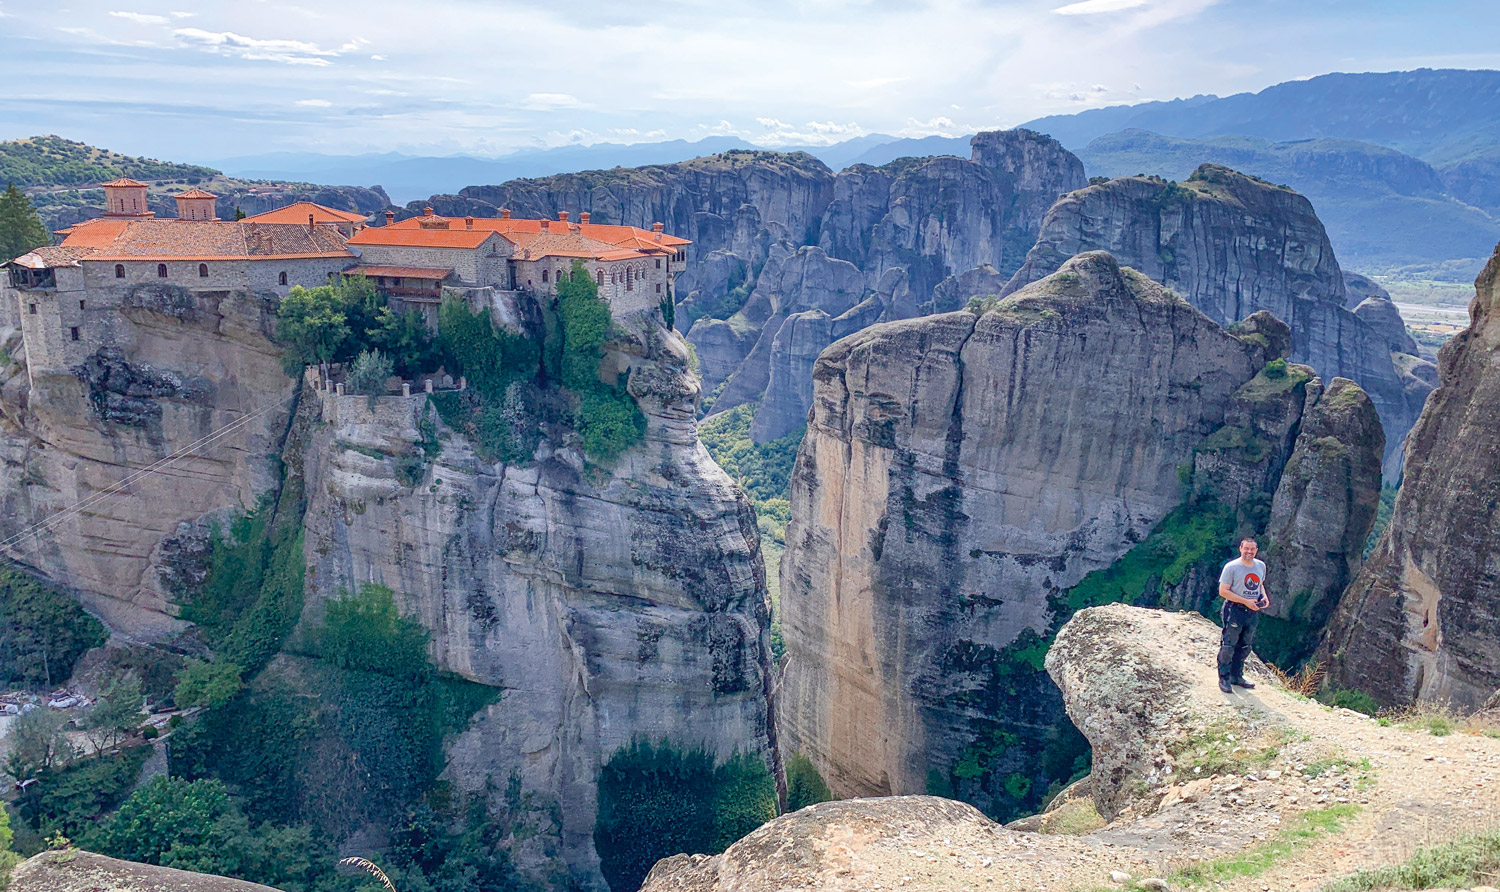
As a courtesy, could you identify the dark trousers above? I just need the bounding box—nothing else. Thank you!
[1218,602,1259,681]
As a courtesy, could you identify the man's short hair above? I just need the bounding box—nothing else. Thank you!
[1240,536,1258,546]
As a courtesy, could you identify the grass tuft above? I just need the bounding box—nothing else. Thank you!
[1170,804,1361,887]
[1320,826,1500,892]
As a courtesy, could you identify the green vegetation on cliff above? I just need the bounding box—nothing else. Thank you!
[0,567,108,688]
[0,135,218,188]
[595,740,776,892]
[698,403,801,545]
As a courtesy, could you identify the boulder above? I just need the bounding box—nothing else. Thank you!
[10,850,284,892]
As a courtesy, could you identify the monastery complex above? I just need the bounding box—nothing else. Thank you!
[3,178,690,372]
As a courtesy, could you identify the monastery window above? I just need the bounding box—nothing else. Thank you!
[279,271,288,286]
[393,278,402,287]
[79,300,85,310]
[626,267,633,291]
[596,269,604,286]
[656,259,661,269]
[199,264,209,278]
[157,264,168,278]
[114,264,125,279]
[542,269,549,283]
[70,327,80,341]
[28,304,36,315]
[656,283,662,294]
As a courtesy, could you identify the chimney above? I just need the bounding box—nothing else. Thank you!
[558,211,569,223]
[653,221,664,242]
[308,213,316,231]
[540,219,550,233]
[424,206,434,217]
[384,210,395,225]
[501,209,512,219]
[465,216,474,230]
[579,211,590,224]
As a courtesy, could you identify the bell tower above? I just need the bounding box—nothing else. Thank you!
[100,178,153,218]
[174,188,219,221]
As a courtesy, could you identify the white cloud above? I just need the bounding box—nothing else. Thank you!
[523,92,587,110]
[294,98,332,107]
[1053,0,1148,15]
[169,10,193,17]
[370,54,387,61]
[109,10,170,24]
[171,27,342,65]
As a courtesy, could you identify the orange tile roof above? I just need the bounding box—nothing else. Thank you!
[175,188,218,199]
[54,220,354,262]
[349,265,454,280]
[6,246,97,269]
[347,226,497,249]
[365,214,689,261]
[243,202,370,225]
[100,177,148,188]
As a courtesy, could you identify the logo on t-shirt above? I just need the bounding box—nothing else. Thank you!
[1244,573,1262,595]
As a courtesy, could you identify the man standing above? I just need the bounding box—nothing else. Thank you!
[1217,537,1271,694]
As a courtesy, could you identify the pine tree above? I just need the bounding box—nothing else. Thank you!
[0,183,50,262]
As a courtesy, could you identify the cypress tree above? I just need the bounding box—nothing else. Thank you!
[0,183,50,262]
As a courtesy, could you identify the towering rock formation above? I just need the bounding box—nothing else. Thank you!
[1323,244,1500,709]
[778,252,1381,818]
[300,304,772,888]
[1003,164,1430,473]
[412,132,1087,442]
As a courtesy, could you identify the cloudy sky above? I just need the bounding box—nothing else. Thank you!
[1,0,1496,162]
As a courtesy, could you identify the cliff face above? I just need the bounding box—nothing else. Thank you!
[300,304,772,888]
[1003,164,1428,474]
[0,284,297,638]
[1323,244,1500,709]
[777,251,1382,816]
[410,132,1085,443]
[778,253,1277,806]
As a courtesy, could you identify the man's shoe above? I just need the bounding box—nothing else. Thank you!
[1232,678,1256,690]
[1218,678,1233,693]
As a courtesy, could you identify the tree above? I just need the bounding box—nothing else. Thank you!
[0,567,109,688]
[83,676,143,751]
[0,184,50,263]
[368,305,440,376]
[0,799,22,887]
[172,660,243,710]
[347,348,395,404]
[276,286,349,372]
[316,583,429,680]
[5,708,75,780]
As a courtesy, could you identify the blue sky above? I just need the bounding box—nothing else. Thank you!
[1,0,1497,162]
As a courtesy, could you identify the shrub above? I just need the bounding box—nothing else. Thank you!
[16,745,150,839]
[173,660,244,710]
[785,753,833,812]
[577,388,646,462]
[437,296,538,399]
[1264,357,1289,379]
[347,348,394,401]
[316,583,430,680]
[595,741,776,892]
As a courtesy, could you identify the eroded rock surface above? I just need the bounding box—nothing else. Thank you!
[0,286,296,638]
[300,305,772,889]
[778,252,1281,806]
[1323,243,1500,709]
[11,850,284,892]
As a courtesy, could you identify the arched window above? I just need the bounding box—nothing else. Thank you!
[626,266,633,291]
[596,269,604,286]
[114,264,125,279]
[157,264,168,278]
[542,269,549,283]
[278,271,288,286]
[198,263,209,278]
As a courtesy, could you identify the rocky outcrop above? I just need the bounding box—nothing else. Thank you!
[1323,244,1500,709]
[1343,270,1392,307]
[1261,378,1384,663]
[1003,164,1426,474]
[0,287,296,639]
[778,252,1284,811]
[412,133,1085,443]
[646,603,1500,892]
[299,302,772,889]
[11,850,283,892]
[777,250,1383,819]
[1354,296,1421,355]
